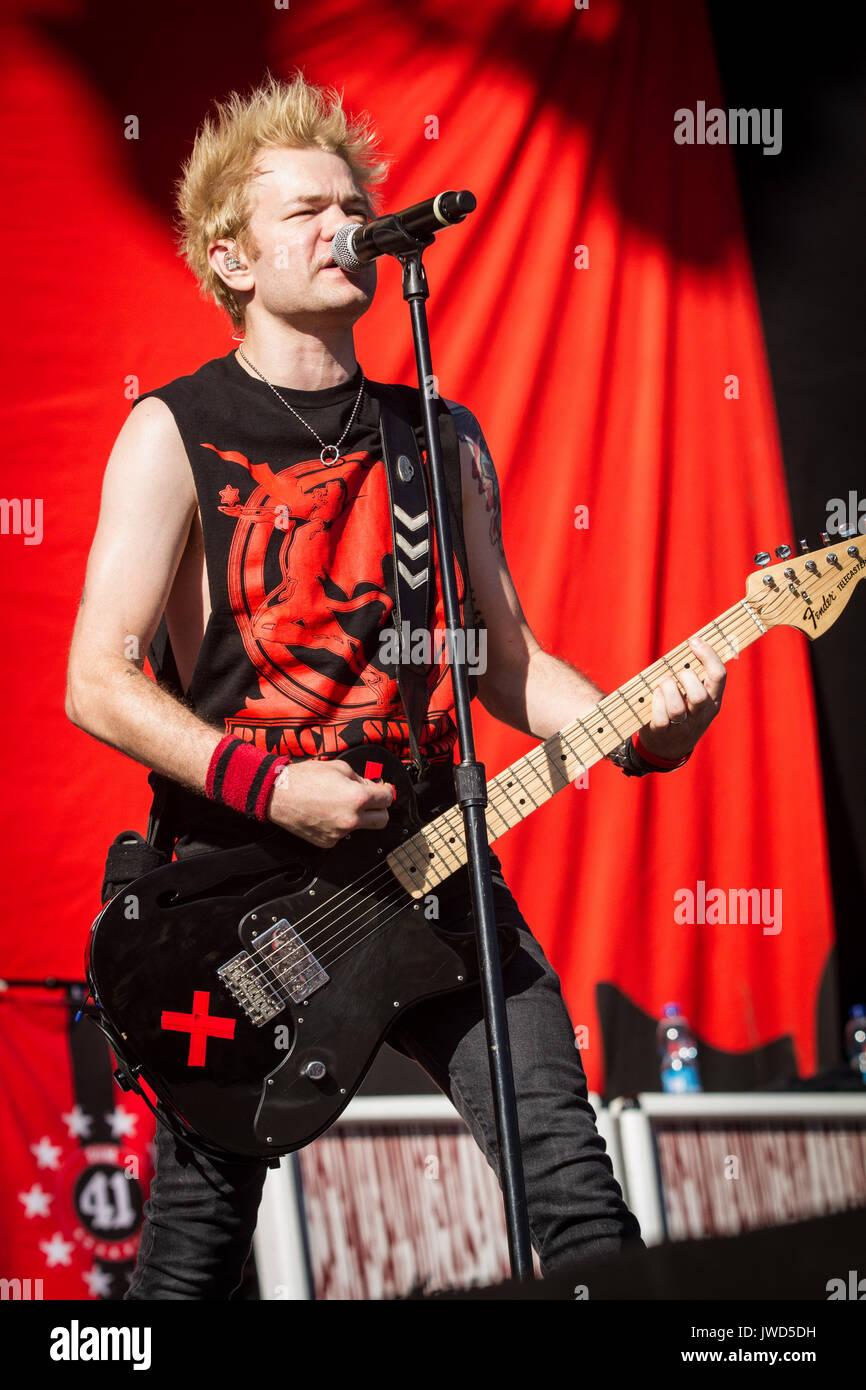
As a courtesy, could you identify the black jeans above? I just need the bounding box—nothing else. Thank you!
[125,839,643,1299]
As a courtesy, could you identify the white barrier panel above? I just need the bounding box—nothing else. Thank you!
[253,1152,311,1301]
[255,1091,606,1299]
[610,1092,866,1246]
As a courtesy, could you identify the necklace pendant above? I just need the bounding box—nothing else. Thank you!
[320,444,340,466]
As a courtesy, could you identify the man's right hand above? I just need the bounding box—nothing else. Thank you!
[267,758,395,848]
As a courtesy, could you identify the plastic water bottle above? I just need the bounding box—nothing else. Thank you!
[657,1002,703,1093]
[844,1005,866,1084]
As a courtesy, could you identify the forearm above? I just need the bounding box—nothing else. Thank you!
[66,658,224,795]
[479,647,605,741]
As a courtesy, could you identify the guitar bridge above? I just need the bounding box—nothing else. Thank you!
[218,918,329,1026]
[217,952,283,1027]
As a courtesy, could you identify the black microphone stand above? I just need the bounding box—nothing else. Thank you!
[376,213,534,1281]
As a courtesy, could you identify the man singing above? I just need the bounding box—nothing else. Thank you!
[65,72,726,1298]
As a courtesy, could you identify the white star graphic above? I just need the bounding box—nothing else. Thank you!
[30,1136,63,1171]
[62,1104,93,1140]
[82,1265,113,1298]
[40,1231,74,1268]
[18,1182,54,1219]
[105,1106,137,1140]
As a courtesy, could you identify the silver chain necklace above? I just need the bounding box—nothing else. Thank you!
[236,347,365,465]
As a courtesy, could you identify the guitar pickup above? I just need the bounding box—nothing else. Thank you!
[251,917,329,1004]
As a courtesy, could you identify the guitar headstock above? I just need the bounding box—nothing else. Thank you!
[744,531,865,639]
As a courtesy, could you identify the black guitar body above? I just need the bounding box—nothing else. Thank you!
[86,744,517,1159]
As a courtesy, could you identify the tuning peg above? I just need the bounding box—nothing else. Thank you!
[774,544,792,560]
[798,538,810,554]
[753,551,771,567]
[820,531,831,545]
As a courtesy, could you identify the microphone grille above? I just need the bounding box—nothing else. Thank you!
[331,225,362,272]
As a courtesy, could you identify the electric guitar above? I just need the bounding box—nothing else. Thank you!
[86,534,865,1159]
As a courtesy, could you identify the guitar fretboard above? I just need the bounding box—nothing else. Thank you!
[386,598,767,896]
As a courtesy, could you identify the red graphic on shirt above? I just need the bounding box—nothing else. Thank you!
[201,443,463,761]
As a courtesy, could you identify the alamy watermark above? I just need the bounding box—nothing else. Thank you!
[0,498,42,545]
[674,879,782,935]
[674,102,782,156]
[49,1321,151,1369]
[1,1277,43,1299]
[827,1270,866,1299]
[826,491,866,536]
[378,622,487,675]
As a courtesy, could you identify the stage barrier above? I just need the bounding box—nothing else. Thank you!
[612,1093,866,1246]
[254,1091,866,1298]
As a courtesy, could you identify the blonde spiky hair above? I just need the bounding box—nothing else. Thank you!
[174,70,390,327]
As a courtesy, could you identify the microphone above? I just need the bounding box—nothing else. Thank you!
[331,190,476,270]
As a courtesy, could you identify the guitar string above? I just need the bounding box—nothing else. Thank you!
[316,885,462,975]
[238,595,794,978]
[247,570,851,989]
[239,601,777,980]
[236,598,789,982]
[256,555,849,980]
[284,590,805,979]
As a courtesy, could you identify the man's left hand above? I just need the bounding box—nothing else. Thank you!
[638,635,727,763]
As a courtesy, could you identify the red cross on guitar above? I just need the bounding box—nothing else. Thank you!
[160,990,237,1066]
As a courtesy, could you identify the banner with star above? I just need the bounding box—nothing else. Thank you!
[0,986,155,1300]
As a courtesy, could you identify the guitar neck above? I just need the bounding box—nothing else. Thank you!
[387,597,768,897]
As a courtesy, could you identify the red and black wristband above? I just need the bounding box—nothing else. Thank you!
[633,731,691,771]
[205,735,293,821]
[608,731,692,777]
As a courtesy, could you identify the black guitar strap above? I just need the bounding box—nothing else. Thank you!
[376,388,436,782]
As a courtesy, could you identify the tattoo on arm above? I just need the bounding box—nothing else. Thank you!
[449,402,504,558]
[469,579,485,630]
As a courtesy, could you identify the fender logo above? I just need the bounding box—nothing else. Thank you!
[802,590,835,629]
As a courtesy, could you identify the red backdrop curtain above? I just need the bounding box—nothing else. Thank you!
[1,0,833,1104]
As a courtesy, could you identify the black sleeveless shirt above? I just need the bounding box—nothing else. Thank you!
[133,351,478,844]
